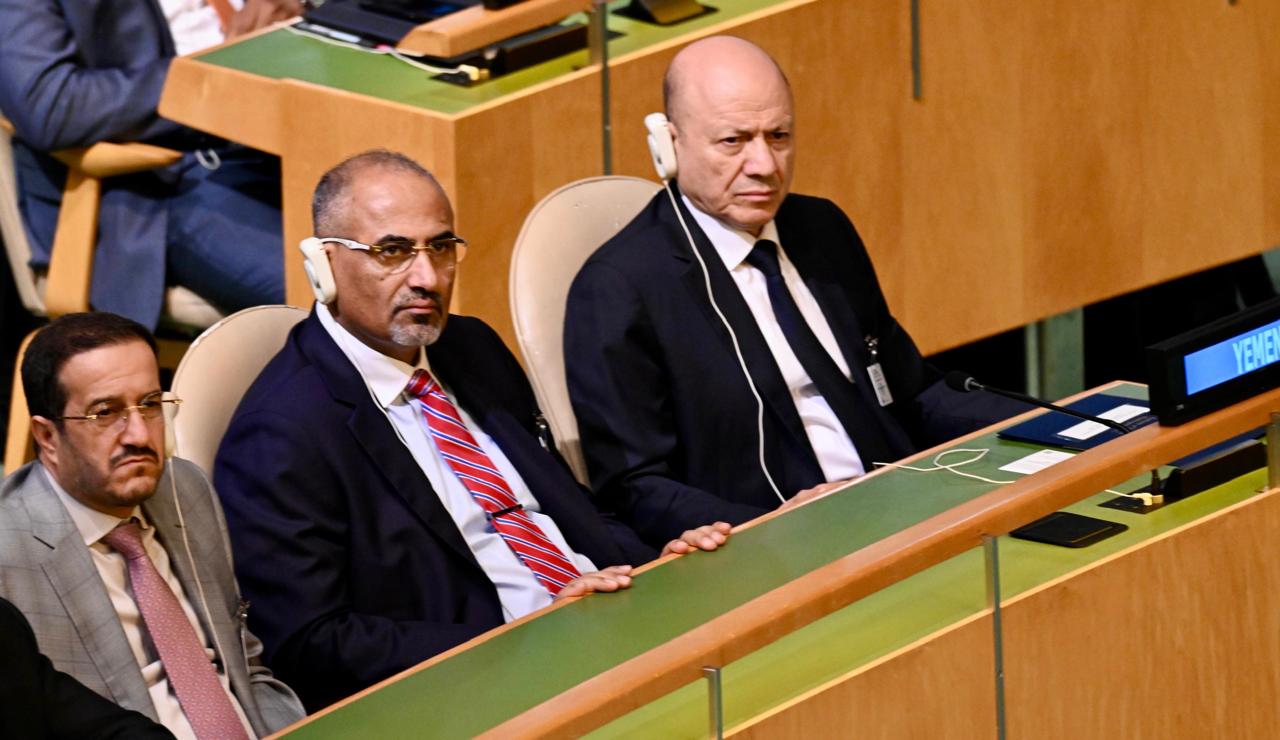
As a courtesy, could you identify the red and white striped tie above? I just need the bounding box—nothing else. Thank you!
[405,369,581,594]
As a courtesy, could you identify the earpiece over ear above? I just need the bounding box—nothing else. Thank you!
[645,112,678,181]
[299,237,338,304]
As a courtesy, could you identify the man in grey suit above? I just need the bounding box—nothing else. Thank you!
[0,312,304,739]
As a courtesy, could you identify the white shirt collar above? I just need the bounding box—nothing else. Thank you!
[316,302,429,409]
[41,463,147,547]
[680,194,781,272]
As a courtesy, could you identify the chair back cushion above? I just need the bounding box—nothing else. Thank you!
[170,304,307,475]
[509,176,660,483]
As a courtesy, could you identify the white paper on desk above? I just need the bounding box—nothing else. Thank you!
[1057,403,1150,441]
[999,449,1075,475]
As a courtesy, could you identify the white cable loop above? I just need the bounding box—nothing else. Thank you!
[872,448,1161,505]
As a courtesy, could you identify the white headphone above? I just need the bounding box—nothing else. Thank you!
[642,111,785,504]
[299,237,338,304]
[645,112,678,180]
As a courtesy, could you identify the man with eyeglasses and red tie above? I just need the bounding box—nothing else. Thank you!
[213,149,732,712]
[0,312,304,739]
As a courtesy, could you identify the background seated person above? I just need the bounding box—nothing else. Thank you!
[214,150,730,711]
[0,0,302,326]
[564,36,1029,547]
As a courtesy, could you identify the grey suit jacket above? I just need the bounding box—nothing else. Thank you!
[0,459,304,736]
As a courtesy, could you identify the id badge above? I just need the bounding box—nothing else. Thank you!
[863,335,893,406]
[867,363,893,406]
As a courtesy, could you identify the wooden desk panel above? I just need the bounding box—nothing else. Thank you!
[1003,487,1280,739]
[731,613,997,740]
[724,483,1280,739]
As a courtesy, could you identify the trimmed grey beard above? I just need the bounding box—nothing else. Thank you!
[390,321,442,348]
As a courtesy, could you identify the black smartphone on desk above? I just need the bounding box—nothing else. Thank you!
[1010,511,1127,548]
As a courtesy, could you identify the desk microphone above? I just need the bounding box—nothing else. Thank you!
[944,371,1133,436]
[946,371,1164,502]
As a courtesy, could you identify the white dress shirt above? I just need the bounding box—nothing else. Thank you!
[158,0,244,57]
[683,195,867,480]
[317,304,595,621]
[44,467,257,740]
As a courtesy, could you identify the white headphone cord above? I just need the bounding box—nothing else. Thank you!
[285,24,483,81]
[873,448,1163,505]
[168,454,236,681]
[662,182,786,505]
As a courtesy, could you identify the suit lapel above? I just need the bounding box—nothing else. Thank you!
[22,471,158,720]
[777,208,918,458]
[663,192,812,450]
[300,316,480,568]
[347,401,479,566]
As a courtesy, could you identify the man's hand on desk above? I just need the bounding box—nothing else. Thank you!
[556,565,634,598]
[779,479,855,512]
[227,0,305,39]
[555,523,733,599]
[660,521,733,557]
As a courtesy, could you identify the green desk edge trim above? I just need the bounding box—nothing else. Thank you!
[283,384,1268,737]
[195,0,788,116]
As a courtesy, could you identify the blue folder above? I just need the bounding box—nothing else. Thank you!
[996,393,1156,451]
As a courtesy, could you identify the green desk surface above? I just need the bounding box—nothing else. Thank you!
[195,0,789,116]
[284,384,1268,738]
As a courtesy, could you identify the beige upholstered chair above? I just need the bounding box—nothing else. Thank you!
[509,175,660,484]
[0,118,224,470]
[169,304,307,476]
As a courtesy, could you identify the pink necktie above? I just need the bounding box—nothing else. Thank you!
[102,521,248,740]
[405,369,581,594]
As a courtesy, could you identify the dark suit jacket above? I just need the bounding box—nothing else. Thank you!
[0,0,218,325]
[0,597,175,740]
[565,186,1027,545]
[214,311,655,712]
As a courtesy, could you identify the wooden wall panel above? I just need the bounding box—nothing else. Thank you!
[900,1,1026,352]
[452,69,603,338]
[900,1,1273,352]
[1018,2,1146,317]
[1249,0,1280,242]
[1135,3,1265,282]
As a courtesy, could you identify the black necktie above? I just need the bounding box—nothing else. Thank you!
[743,239,893,466]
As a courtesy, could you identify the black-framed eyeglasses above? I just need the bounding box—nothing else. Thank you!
[319,235,468,274]
[57,393,181,431]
